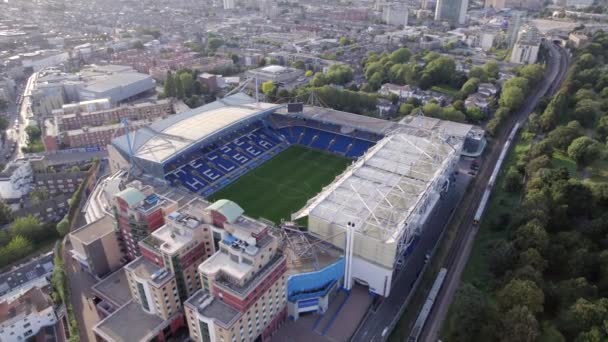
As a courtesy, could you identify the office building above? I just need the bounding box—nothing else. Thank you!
[510,25,541,64]
[435,0,468,25]
[382,3,409,27]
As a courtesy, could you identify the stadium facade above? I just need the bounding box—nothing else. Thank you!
[109,93,479,299]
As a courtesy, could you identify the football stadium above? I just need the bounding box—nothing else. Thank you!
[109,93,481,298]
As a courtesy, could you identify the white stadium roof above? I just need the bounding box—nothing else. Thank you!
[112,93,280,164]
[293,129,457,244]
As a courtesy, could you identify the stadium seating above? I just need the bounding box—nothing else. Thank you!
[165,125,287,196]
[164,117,379,196]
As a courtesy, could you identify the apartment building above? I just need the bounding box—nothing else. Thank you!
[112,185,178,261]
[54,99,172,131]
[0,287,61,342]
[94,198,217,342]
[58,120,148,150]
[139,198,217,302]
[185,204,287,342]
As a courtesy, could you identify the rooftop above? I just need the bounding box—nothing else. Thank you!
[115,187,146,207]
[94,301,165,342]
[92,269,132,307]
[112,93,280,164]
[70,215,115,245]
[0,253,53,298]
[275,105,395,135]
[207,199,243,223]
[294,130,457,243]
[0,287,52,326]
[82,72,152,94]
[399,115,474,139]
[213,253,284,297]
[125,257,170,287]
[185,290,241,328]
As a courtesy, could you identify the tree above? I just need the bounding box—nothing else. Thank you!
[548,125,582,150]
[287,60,304,70]
[499,87,525,111]
[567,137,602,166]
[513,220,549,252]
[555,278,597,310]
[519,64,545,85]
[30,188,49,204]
[461,77,480,97]
[133,41,144,50]
[497,279,545,314]
[339,37,351,46]
[368,72,384,90]
[0,201,12,225]
[448,283,492,341]
[0,116,8,131]
[399,104,414,116]
[10,215,44,243]
[518,248,548,272]
[179,73,195,97]
[3,235,33,260]
[422,56,456,88]
[484,61,500,79]
[25,126,41,140]
[164,72,176,98]
[207,37,224,50]
[56,218,69,237]
[304,70,313,77]
[175,78,184,99]
[487,239,515,277]
[469,66,488,82]
[261,80,276,96]
[560,298,608,339]
[389,47,412,64]
[500,306,540,342]
[572,99,600,128]
[504,167,523,192]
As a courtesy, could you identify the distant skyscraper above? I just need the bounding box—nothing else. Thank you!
[435,0,469,25]
[223,0,235,10]
[382,3,409,27]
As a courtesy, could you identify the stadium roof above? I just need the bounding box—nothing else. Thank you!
[112,93,281,164]
[275,105,396,134]
[294,128,457,243]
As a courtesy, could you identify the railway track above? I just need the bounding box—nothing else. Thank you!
[418,43,570,342]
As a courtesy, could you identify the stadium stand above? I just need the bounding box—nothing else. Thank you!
[162,112,381,197]
[165,125,289,196]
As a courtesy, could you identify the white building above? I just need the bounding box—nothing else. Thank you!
[0,161,33,203]
[0,287,58,342]
[510,25,541,64]
[294,129,460,297]
[20,50,70,72]
[382,3,409,27]
[223,0,235,10]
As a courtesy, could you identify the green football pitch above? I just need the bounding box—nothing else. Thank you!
[210,145,351,224]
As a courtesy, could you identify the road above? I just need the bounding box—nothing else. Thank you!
[419,43,570,342]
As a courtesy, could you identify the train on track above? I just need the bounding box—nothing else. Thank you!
[473,121,521,225]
